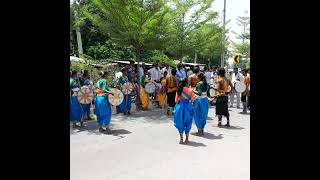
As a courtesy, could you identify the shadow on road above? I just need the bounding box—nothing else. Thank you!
[184,141,206,147]
[113,109,173,124]
[70,121,132,137]
[218,125,245,130]
[191,132,224,140]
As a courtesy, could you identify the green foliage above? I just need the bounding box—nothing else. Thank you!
[141,50,176,67]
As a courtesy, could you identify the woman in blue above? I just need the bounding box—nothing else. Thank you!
[118,68,132,115]
[80,70,93,120]
[173,78,195,144]
[95,71,113,133]
[70,71,84,128]
[192,73,209,136]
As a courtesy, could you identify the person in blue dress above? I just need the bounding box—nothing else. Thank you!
[192,73,209,136]
[173,78,195,144]
[70,71,84,128]
[95,71,113,133]
[80,70,93,120]
[118,68,132,115]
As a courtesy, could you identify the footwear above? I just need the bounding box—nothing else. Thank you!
[225,122,230,127]
[201,129,204,136]
[99,128,105,133]
[127,111,131,115]
[218,121,222,127]
[80,121,84,127]
[167,108,170,115]
[124,111,127,115]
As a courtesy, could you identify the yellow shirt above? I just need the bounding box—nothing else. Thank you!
[166,76,177,93]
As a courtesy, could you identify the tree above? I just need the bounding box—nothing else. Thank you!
[165,0,217,62]
[231,12,250,67]
[82,0,172,77]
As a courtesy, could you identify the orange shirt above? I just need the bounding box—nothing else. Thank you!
[216,77,229,97]
[242,75,250,93]
[175,87,195,103]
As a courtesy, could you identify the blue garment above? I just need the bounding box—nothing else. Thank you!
[94,96,112,126]
[119,95,132,113]
[173,99,194,134]
[193,97,209,129]
[176,69,186,80]
[70,96,83,122]
[81,104,91,116]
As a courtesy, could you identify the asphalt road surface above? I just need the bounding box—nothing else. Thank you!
[71,104,250,180]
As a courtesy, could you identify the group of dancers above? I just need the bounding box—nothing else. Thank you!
[70,62,250,144]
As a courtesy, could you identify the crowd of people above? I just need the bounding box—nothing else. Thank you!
[70,61,250,144]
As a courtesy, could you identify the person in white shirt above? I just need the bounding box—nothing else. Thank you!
[160,63,171,77]
[138,63,145,84]
[230,67,243,108]
[148,63,161,82]
[148,63,161,100]
[203,66,212,84]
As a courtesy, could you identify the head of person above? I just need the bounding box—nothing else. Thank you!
[198,72,208,89]
[193,67,200,74]
[71,71,77,79]
[165,64,169,68]
[233,67,238,74]
[189,66,194,72]
[242,68,248,76]
[177,78,188,96]
[129,60,134,67]
[171,69,177,76]
[218,68,226,77]
[212,66,217,72]
[163,71,168,78]
[132,76,138,83]
[177,63,182,70]
[204,66,208,71]
[142,63,146,68]
[121,68,127,76]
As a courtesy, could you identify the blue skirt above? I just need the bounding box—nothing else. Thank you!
[70,96,83,122]
[119,95,131,113]
[94,96,112,126]
[193,97,209,129]
[173,99,194,134]
[80,104,91,116]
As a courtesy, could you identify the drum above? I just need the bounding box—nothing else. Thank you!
[145,82,156,94]
[108,88,124,106]
[77,86,94,104]
[235,81,246,93]
[122,82,134,95]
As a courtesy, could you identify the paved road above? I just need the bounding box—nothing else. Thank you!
[70,105,250,180]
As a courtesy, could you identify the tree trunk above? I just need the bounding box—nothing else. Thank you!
[136,46,141,85]
[194,53,197,63]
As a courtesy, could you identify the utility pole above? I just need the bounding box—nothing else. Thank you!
[73,0,83,57]
[220,0,226,68]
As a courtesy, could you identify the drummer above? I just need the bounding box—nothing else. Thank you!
[70,70,84,128]
[240,68,250,114]
[230,67,243,108]
[166,69,178,115]
[118,68,132,115]
[95,71,113,133]
[157,71,168,109]
[81,71,92,120]
[192,73,209,136]
[214,68,231,127]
